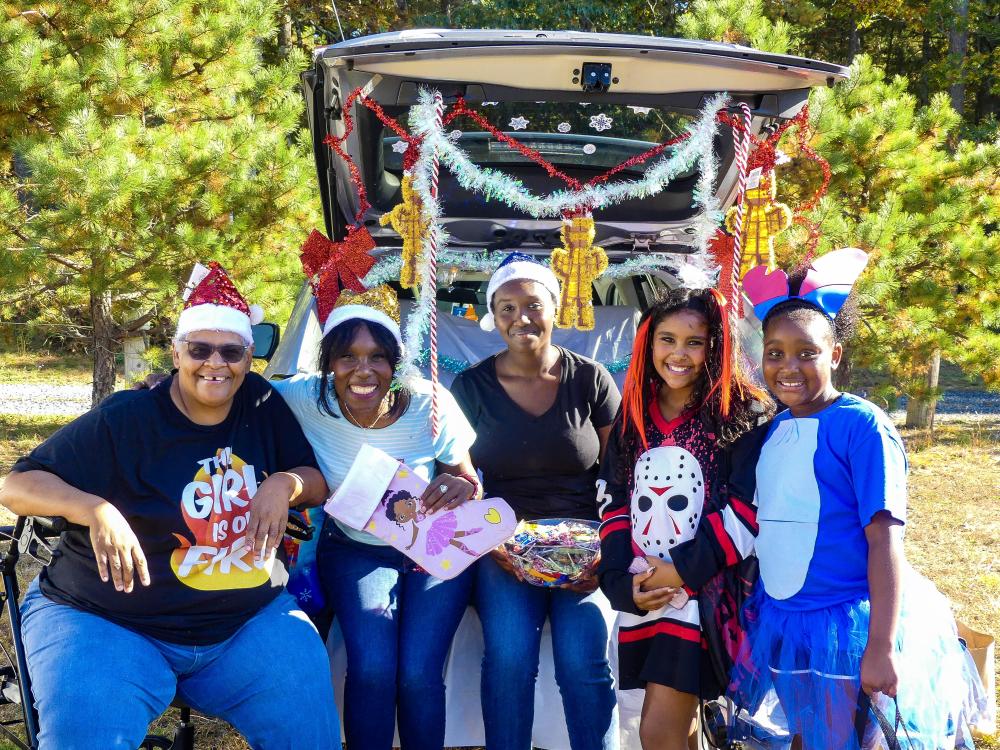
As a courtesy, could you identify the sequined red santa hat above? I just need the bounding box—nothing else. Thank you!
[175,262,263,345]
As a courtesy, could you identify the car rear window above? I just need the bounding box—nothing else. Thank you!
[382,101,696,175]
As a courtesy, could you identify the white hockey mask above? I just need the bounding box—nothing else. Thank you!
[630,445,705,558]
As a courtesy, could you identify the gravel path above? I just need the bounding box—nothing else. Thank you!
[1,383,999,420]
[0,384,92,416]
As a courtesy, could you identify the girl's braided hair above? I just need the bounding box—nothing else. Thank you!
[616,287,774,480]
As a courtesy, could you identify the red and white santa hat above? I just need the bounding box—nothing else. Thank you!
[175,262,263,345]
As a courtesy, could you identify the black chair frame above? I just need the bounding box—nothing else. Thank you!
[0,517,195,750]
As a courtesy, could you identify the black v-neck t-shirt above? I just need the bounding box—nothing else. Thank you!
[450,347,621,521]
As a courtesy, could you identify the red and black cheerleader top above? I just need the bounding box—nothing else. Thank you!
[596,401,765,696]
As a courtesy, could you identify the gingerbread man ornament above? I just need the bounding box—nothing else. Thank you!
[379,174,430,290]
[725,170,792,276]
[550,214,608,331]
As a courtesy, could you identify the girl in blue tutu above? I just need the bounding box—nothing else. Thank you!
[733,248,988,749]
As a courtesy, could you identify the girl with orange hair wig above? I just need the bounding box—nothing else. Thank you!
[596,287,773,750]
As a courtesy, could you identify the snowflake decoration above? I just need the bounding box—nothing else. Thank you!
[448,129,463,141]
[579,102,590,107]
[482,101,498,106]
[589,113,613,132]
[391,140,409,154]
[557,122,572,133]
[583,144,597,155]
[775,148,792,166]
[628,106,652,115]
[509,116,529,131]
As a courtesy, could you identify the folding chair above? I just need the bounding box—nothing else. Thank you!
[0,517,195,750]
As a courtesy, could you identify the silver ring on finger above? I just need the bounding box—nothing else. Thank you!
[438,483,449,494]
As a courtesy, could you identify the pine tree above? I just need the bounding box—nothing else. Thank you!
[795,58,1000,420]
[678,0,1000,423]
[0,1,321,405]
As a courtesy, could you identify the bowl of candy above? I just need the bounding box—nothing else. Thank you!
[504,518,601,587]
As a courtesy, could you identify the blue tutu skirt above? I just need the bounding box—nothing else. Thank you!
[729,566,985,749]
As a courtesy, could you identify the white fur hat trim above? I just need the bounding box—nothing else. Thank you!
[321,305,403,347]
[175,304,254,346]
[480,260,560,332]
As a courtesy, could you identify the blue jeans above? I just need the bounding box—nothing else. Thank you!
[317,519,474,750]
[476,555,619,750]
[20,579,337,750]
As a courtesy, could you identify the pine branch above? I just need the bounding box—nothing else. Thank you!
[2,282,62,307]
[113,7,165,41]
[29,9,84,69]
[122,309,157,333]
[47,255,85,273]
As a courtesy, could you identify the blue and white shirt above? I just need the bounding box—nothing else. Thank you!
[272,374,476,545]
[755,393,907,610]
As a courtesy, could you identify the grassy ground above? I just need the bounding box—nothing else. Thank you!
[0,352,93,386]
[0,359,996,748]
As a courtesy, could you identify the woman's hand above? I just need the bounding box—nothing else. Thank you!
[561,571,599,594]
[489,547,523,581]
[420,473,476,514]
[83,501,150,593]
[246,472,300,563]
[860,641,899,697]
[632,568,676,612]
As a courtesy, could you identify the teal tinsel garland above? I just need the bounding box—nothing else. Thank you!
[416,349,632,375]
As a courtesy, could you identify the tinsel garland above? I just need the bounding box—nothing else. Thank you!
[362,250,714,289]
[416,349,633,375]
[362,250,521,288]
[367,88,730,377]
[410,88,728,221]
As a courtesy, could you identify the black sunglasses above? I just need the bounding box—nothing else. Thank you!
[180,340,249,364]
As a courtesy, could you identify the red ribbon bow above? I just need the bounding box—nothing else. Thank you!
[300,226,377,324]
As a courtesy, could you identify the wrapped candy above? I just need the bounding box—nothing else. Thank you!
[504,518,600,587]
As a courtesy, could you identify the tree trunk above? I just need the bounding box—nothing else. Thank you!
[90,288,117,407]
[904,349,941,429]
[949,0,969,115]
[833,347,853,391]
[848,15,861,61]
[278,13,292,56]
[919,30,931,106]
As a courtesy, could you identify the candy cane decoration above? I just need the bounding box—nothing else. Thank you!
[427,91,444,438]
[729,102,753,329]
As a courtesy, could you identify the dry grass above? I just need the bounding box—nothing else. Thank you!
[901,420,1000,749]
[0,353,93,386]
[0,415,74,477]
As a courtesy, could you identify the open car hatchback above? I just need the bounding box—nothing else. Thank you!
[264,29,848,384]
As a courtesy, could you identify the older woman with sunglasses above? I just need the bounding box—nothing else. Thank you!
[0,263,339,749]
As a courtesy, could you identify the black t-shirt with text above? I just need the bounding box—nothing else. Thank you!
[450,347,621,521]
[12,373,318,645]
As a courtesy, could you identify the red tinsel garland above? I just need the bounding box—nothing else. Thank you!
[446,98,584,189]
[708,229,739,316]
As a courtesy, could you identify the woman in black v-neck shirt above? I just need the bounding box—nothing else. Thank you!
[450,255,621,750]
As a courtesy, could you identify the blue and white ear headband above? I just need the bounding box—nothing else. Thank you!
[742,247,869,321]
[480,252,561,332]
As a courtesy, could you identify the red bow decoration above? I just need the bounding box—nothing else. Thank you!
[300,226,377,324]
